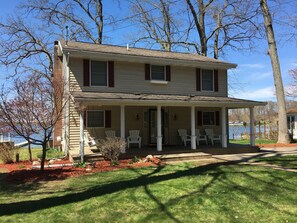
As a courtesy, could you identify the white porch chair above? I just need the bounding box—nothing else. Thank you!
[84,132,98,146]
[195,129,208,146]
[178,129,191,147]
[205,129,221,146]
[105,130,116,138]
[127,130,142,148]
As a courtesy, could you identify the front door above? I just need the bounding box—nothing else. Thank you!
[148,109,165,145]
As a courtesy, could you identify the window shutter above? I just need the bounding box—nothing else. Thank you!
[196,68,201,91]
[83,59,90,86]
[145,64,150,80]
[108,61,114,87]
[214,69,219,92]
[166,65,171,81]
[216,111,220,126]
[197,111,202,126]
[84,111,87,128]
[105,110,111,128]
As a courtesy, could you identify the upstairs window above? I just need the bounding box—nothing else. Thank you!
[87,110,105,128]
[201,69,214,91]
[151,65,165,81]
[91,61,107,86]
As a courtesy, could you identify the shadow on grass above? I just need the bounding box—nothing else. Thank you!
[0,152,297,221]
[0,162,233,217]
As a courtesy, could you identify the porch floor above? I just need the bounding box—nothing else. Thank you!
[119,143,260,159]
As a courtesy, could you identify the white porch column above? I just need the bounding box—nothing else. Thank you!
[120,105,125,139]
[221,107,227,148]
[157,105,162,151]
[120,105,126,153]
[250,107,255,146]
[191,106,196,150]
[79,110,84,163]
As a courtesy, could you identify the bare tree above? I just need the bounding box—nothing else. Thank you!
[185,0,260,57]
[23,0,106,44]
[129,0,194,51]
[260,0,289,143]
[0,15,54,77]
[287,67,297,97]
[0,74,67,172]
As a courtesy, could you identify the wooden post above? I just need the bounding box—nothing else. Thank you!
[264,121,266,139]
[250,107,255,146]
[258,121,261,139]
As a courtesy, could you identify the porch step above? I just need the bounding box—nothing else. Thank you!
[71,153,105,163]
[155,152,211,162]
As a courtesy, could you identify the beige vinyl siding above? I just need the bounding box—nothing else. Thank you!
[68,59,228,97]
[68,103,121,152]
[68,99,80,152]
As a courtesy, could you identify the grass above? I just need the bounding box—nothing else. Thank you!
[252,155,297,169]
[230,139,277,145]
[0,148,64,164]
[0,162,296,222]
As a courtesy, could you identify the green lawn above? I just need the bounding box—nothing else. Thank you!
[230,139,277,145]
[1,148,65,164]
[252,155,297,169]
[0,162,296,222]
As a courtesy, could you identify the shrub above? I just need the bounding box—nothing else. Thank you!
[0,142,15,164]
[98,137,126,164]
[129,156,141,164]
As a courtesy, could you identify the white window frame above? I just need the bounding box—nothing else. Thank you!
[202,111,215,126]
[90,60,109,87]
[201,69,214,92]
[86,110,105,128]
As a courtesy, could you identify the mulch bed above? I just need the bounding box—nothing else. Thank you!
[0,157,162,184]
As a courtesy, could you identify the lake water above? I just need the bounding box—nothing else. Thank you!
[229,125,275,140]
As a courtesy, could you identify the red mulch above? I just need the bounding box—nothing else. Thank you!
[0,157,162,184]
[257,143,297,148]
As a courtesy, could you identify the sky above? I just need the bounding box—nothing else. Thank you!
[0,0,296,102]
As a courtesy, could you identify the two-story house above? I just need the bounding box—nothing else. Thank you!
[53,40,265,160]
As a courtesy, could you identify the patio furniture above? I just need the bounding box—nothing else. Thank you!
[195,129,208,146]
[178,129,191,147]
[84,132,98,146]
[127,130,142,148]
[205,129,221,145]
[105,130,116,138]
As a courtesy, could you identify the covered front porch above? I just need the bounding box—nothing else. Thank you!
[69,92,265,161]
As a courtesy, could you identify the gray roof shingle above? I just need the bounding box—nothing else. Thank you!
[72,92,265,107]
[59,40,237,68]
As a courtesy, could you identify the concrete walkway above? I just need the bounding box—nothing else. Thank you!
[212,146,297,163]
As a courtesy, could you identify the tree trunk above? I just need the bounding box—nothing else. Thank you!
[40,143,47,172]
[260,0,289,143]
[28,142,32,162]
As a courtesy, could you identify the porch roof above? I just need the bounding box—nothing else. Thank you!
[72,92,266,108]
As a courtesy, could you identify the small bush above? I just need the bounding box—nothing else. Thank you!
[74,162,87,168]
[98,137,126,164]
[0,142,15,164]
[129,156,141,164]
